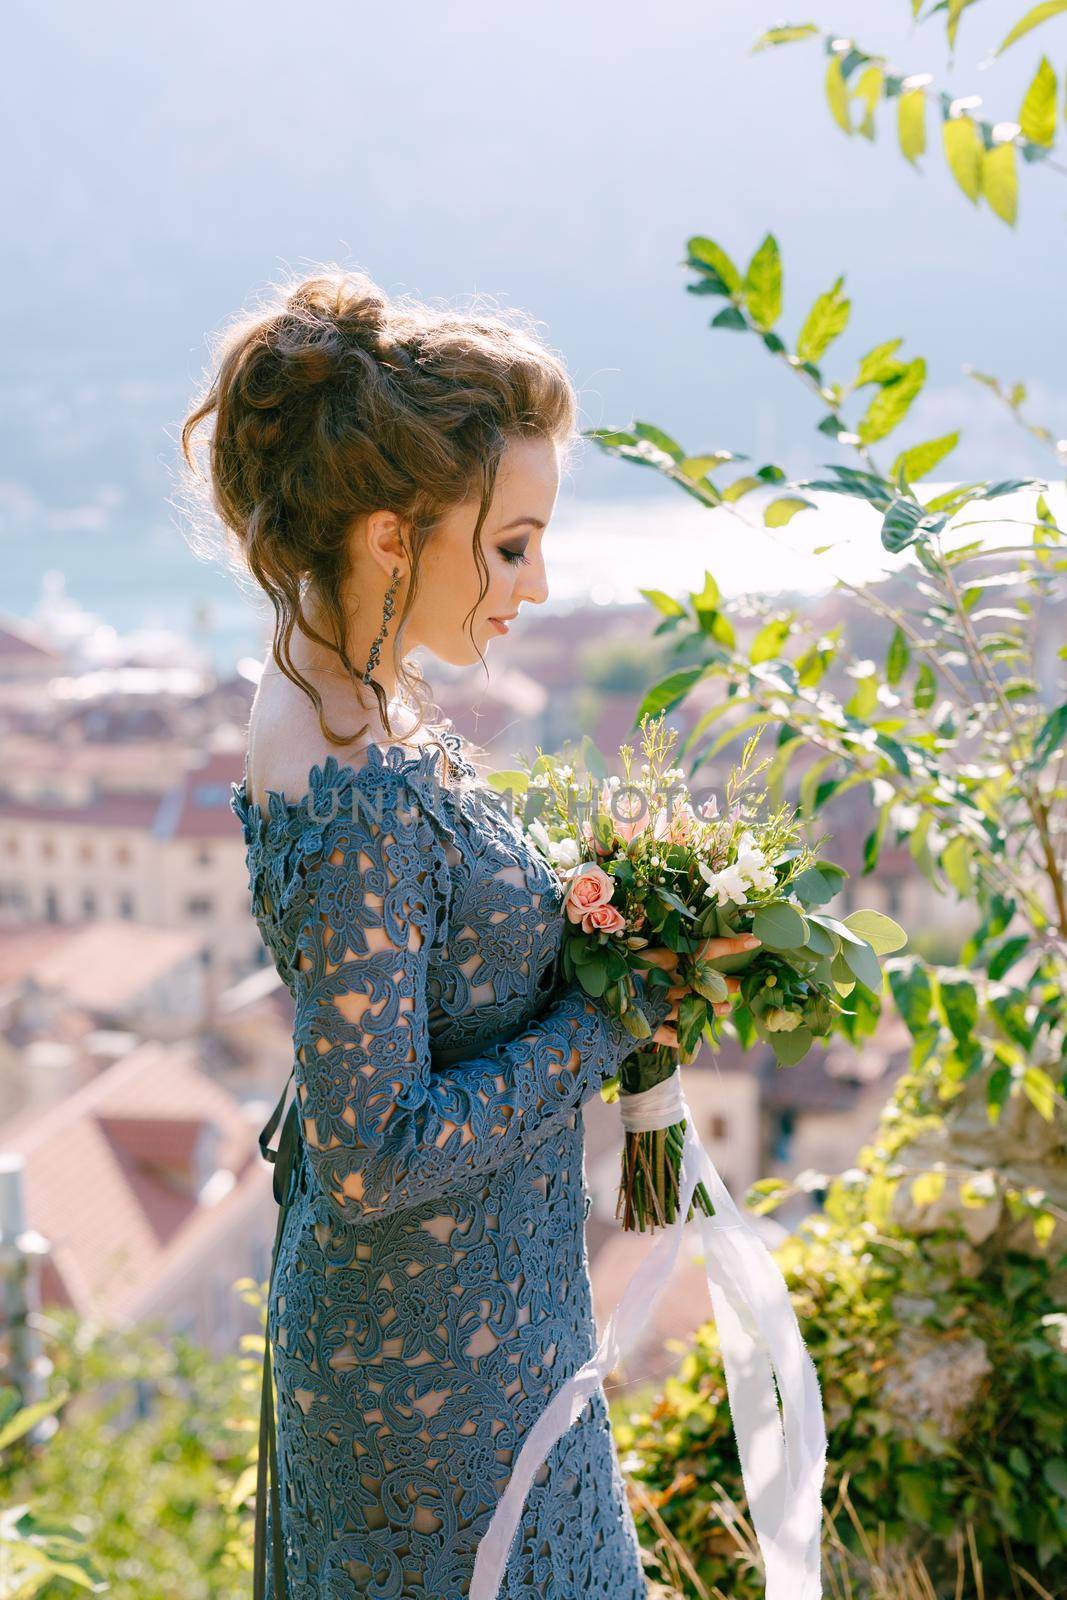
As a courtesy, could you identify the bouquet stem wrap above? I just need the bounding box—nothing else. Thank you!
[469,1069,827,1600]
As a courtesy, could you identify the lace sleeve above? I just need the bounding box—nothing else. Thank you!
[289,773,673,1227]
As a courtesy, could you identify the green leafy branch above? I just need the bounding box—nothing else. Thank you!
[752,15,1067,221]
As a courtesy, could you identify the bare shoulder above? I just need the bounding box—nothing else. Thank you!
[245,673,386,811]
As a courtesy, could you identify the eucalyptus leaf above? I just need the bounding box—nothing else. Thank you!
[843,909,908,954]
[753,901,810,949]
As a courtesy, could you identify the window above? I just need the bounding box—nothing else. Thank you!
[118,893,135,919]
[709,1113,728,1140]
[82,891,96,917]
[771,1109,795,1164]
[186,896,215,918]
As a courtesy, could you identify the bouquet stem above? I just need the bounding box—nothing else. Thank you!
[616,1117,716,1232]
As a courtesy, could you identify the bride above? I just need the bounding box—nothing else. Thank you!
[181,266,748,1599]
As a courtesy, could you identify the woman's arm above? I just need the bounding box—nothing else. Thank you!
[290,775,672,1227]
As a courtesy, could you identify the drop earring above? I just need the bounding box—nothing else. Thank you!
[362,566,401,685]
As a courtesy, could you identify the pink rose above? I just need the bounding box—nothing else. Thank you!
[564,863,614,924]
[582,902,627,936]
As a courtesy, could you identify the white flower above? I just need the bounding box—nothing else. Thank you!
[549,836,580,869]
[526,819,552,854]
[733,831,776,890]
[701,864,749,903]
[745,864,778,891]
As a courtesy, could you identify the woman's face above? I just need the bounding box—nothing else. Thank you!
[371,435,558,669]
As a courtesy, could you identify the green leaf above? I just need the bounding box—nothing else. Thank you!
[763,495,813,527]
[987,934,1030,980]
[843,909,908,954]
[825,53,852,133]
[886,625,910,684]
[853,65,885,140]
[743,233,783,330]
[711,305,749,331]
[752,23,820,50]
[1030,702,1067,770]
[632,421,685,462]
[752,901,809,950]
[940,835,975,896]
[841,936,883,993]
[1022,1065,1057,1121]
[981,142,1018,226]
[995,1,1067,57]
[939,979,978,1045]
[680,453,730,481]
[943,116,983,202]
[945,0,980,49]
[891,431,959,484]
[889,960,935,1033]
[856,338,905,386]
[723,474,765,503]
[635,667,708,723]
[1019,56,1057,145]
[576,961,609,999]
[686,236,743,296]
[914,661,937,709]
[789,866,835,907]
[796,277,850,362]
[768,1024,813,1067]
[830,949,856,995]
[858,358,926,445]
[639,587,687,618]
[880,497,928,553]
[750,616,793,663]
[487,768,529,795]
[897,88,926,163]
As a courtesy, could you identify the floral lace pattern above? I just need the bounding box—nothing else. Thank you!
[231,731,671,1598]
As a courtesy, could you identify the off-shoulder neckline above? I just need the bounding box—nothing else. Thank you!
[231,730,478,835]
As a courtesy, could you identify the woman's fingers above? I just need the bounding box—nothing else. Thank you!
[700,933,761,959]
[644,934,761,974]
[642,945,680,971]
[651,973,742,1041]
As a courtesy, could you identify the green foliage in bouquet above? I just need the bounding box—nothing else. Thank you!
[504,714,907,1072]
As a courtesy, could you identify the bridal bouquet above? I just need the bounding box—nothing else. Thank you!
[516,713,907,1232]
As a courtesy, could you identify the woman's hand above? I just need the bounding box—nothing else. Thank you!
[641,933,760,1048]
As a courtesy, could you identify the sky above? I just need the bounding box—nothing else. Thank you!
[3,0,1063,641]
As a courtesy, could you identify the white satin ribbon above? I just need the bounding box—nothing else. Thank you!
[469,1069,827,1600]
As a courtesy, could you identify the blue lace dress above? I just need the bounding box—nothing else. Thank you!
[230,730,671,1600]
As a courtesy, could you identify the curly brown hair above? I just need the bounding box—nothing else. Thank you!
[180,266,579,755]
